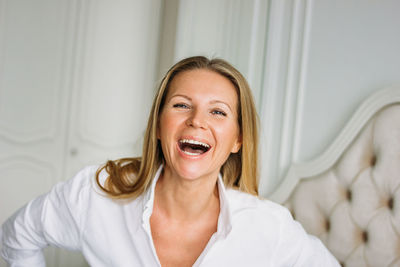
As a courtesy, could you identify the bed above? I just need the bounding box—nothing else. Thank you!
[270,86,400,267]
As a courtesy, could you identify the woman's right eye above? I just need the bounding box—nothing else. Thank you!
[173,103,189,109]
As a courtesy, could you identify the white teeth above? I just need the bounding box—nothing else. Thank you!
[179,139,210,148]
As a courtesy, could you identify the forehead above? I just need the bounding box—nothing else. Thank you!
[166,69,238,102]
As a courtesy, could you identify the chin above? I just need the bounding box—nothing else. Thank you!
[172,163,216,182]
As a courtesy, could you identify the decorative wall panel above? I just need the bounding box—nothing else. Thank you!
[0,0,69,143]
[64,0,163,178]
[75,0,162,148]
[0,158,53,224]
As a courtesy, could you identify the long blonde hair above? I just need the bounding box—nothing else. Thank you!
[96,56,259,198]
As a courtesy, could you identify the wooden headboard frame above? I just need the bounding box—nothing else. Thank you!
[270,85,400,203]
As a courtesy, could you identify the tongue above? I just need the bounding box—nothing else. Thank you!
[182,144,205,154]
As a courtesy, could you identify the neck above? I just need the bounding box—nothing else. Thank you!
[153,169,220,222]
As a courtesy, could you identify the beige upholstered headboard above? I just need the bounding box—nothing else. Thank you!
[270,86,400,267]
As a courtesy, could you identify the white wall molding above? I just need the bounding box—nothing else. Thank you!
[259,0,313,196]
[67,0,90,148]
[246,0,269,107]
[280,0,312,175]
[0,0,6,93]
[292,0,313,163]
[259,0,289,196]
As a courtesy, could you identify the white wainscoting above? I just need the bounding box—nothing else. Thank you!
[0,0,162,266]
[0,1,73,265]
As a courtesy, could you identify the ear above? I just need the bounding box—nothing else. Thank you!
[231,134,242,153]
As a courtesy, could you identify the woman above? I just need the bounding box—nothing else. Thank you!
[1,56,339,266]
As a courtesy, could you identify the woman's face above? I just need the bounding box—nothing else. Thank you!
[158,69,242,182]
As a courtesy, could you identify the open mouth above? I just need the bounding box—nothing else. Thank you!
[178,139,211,156]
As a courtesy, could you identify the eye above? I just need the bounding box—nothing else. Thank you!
[211,109,227,116]
[173,103,190,109]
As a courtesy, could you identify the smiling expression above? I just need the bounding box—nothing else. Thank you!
[157,69,242,182]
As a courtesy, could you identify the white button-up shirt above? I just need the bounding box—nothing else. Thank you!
[1,165,340,266]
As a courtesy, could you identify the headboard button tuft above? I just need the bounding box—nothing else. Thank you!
[346,189,352,202]
[388,197,394,210]
[362,231,369,243]
[370,155,377,166]
[325,219,330,232]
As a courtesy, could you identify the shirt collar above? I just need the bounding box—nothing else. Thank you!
[142,165,233,238]
[141,165,163,233]
[216,172,233,238]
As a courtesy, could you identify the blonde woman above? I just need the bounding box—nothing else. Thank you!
[1,56,339,266]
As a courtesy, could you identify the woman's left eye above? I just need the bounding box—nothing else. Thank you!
[211,110,227,116]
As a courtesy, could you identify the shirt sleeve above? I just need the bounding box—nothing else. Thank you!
[272,208,340,267]
[0,166,94,266]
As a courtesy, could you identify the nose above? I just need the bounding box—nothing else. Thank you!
[186,109,207,129]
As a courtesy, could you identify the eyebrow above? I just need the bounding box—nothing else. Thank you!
[209,100,233,112]
[169,94,234,112]
[169,94,191,101]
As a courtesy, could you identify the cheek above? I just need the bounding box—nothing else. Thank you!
[215,121,240,146]
[158,112,183,140]
[160,113,174,132]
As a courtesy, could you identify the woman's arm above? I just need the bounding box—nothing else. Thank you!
[1,166,93,266]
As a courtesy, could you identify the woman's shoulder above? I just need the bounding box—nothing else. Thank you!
[64,165,100,187]
[225,188,293,222]
[52,165,103,201]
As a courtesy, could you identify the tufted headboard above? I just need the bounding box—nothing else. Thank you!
[270,86,400,267]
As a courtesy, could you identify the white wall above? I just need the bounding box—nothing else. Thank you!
[298,0,400,162]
